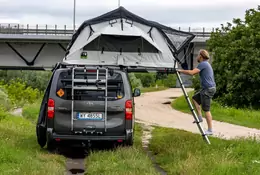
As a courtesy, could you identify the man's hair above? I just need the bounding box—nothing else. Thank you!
[199,49,210,60]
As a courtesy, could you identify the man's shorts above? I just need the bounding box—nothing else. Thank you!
[192,87,216,112]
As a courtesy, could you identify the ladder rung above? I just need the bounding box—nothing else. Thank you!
[73,86,106,90]
[72,67,108,71]
[73,79,106,83]
[64,85,120,90]
[74,72,107,76]
[61,79,122,84]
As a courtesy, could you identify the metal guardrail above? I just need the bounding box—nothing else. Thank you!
[0,24,213,37]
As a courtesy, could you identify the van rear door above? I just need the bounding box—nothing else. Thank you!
[51,69,127,135]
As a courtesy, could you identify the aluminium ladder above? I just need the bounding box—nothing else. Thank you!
[70,66,109,133]
[176,71,211,144]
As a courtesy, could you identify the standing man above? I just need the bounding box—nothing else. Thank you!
[178,49,216,135]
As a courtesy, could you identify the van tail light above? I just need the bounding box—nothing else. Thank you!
[47,98,55,119]
[125,100,133,120]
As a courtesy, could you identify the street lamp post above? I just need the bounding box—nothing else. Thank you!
[118,0,120,7]
[73,0,76,33]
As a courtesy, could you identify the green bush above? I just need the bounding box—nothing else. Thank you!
[0,108,11,121]
[135,73,156,87]
[0,79,41,108]
[0,88,12,110]
[22,102,41,123]
[207,6,260,108]
[0,70,51,91]
[192,74,201,92]
[163,74,177,87]
[128,73,143,89]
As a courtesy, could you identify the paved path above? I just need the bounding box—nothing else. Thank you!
[135,88,260,140]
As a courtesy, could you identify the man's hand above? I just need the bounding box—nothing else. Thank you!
[177,68,200,76]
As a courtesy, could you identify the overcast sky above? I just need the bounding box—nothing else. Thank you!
[0,0,258,31]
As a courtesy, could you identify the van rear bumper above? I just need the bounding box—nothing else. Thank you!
[47,128,132,141]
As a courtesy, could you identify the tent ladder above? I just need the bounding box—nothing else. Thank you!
[176,71,211,144]
[70,66,109,133]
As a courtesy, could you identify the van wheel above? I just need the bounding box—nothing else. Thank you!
[124,135,134,146]
[36,125,46,148]
[47,140,56,152]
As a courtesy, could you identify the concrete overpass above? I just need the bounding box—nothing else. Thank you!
[0,25,211,70]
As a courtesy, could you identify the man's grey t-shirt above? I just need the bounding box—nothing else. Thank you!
[197,61,216,89]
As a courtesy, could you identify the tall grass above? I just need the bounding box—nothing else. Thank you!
[0,111,65,175]
[150,127,260,175]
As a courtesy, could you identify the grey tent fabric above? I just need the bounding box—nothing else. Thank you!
[66,6,194,56]
[84,35,159,53]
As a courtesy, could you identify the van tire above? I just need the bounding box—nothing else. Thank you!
[47,140,56,152]
[124,135,134,146]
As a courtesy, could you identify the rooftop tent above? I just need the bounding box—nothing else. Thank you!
[62,6,195,68]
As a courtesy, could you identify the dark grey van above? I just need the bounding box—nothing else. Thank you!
[36,65,141,151]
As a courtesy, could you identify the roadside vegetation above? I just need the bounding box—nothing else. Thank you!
[172,91,260,129]
[203,6,260,109]
[150,126,260,175]
[0,92,65,175]
[129,72,177,92]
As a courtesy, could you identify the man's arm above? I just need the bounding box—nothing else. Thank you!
[178,68,200,76]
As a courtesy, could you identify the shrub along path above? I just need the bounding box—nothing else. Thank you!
[135,88,260,140]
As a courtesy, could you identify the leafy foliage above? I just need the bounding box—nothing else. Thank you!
[128,73,143,89]
[0,79,41,108]
[192,75,201,92]
[207,5,260,108]
[127,72,177,91]
[0,70,51,91]
[135,73,156,87]
[0,88,12,111]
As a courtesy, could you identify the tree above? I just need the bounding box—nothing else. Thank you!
[207,5,260,108]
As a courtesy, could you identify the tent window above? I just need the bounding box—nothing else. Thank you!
[83,35,159,53]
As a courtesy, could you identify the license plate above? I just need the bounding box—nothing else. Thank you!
[76,112,103,120]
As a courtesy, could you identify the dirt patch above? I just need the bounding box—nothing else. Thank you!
[10,108,23,117]
[141,123,167,175]
[162,101,171,105]
[58,146,87,175]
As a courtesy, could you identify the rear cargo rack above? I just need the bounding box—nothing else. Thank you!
[70,66,109,132]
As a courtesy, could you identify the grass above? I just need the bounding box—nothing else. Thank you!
[86,123,160,175]
[141,86,168,93]
[172,91,260,129]
[0,109,65,175]
[150,126,260,175]
[22,100,41,123]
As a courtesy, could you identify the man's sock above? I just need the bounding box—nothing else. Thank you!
[208,128,213,132]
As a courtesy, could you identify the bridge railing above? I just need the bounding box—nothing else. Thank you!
[0,24,214,37]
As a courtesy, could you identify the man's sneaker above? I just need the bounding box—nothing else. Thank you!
[205,130,213,135]
[193,117,203,124]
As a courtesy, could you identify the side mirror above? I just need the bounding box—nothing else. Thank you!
[133,88,141,97]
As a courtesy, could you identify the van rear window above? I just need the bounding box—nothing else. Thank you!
[55,70,125,101]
